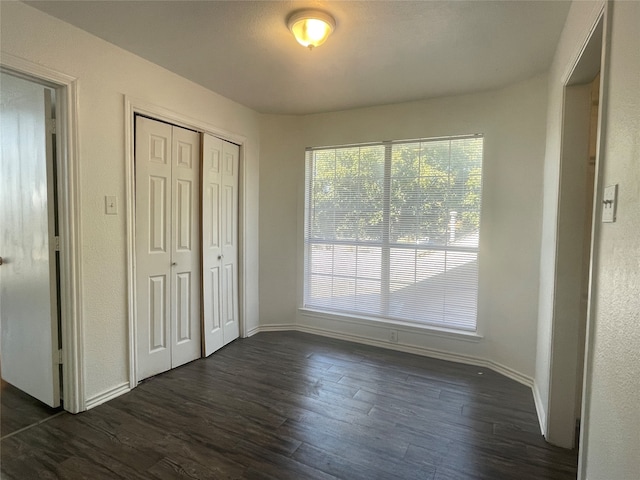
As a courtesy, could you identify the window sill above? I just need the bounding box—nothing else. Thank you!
[298,308,483,343]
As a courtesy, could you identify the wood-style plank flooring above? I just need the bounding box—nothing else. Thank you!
[1,332,578,479]
[1,378,62,438]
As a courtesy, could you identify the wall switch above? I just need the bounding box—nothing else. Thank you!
[105,195,118,215]
[602,184,618,223]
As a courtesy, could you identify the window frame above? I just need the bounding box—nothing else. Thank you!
[303,134,484,333]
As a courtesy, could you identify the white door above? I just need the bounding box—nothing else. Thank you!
[202,133,239,356]
[135,116,201,380]
[0,73,60,407]
[170,125,201,368]
[220,140,240,346]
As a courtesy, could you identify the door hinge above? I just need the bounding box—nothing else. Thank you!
[47,118,57,135]
[57,349,63,365]
[54,236,61,251]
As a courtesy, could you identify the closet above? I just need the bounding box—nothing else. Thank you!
[135,116,240,381]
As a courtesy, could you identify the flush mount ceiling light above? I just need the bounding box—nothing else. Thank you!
[287,10,336,50]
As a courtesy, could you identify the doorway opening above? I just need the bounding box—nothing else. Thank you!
[0,72,63,435]
[545,5,607,463]
[0,55,83,415]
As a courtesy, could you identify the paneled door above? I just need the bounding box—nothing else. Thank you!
[202,133,239,356]
[135,116,201,380]
[0,73,60,407]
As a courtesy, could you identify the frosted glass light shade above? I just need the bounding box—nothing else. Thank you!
[287,10,336,49]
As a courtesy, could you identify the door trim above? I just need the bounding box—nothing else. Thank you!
[0,52,85,413]
[544,0,609,468]
[124,96,248,388]
[576,3,611,478]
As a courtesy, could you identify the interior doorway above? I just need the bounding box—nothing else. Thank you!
[546,10,606,452]
[0,73,62,410]
[0,55,83,414]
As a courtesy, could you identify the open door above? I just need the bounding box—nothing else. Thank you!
[0,73,61,408]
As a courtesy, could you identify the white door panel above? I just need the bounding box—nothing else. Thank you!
[136,117,201,379]
[201,134,224,355]
[148,275,168,353]
[221,142,239,345]
[170,126,201,368]
[202,136,239,352]
[135,117,172,379]
[0,73,60,407]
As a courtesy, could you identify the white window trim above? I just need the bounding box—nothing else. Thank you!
[302,134,484,333]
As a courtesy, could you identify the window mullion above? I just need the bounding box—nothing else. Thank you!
[381,141,392,316]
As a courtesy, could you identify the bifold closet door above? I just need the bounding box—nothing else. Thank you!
[135,116,201,381]
[202,133,240,357]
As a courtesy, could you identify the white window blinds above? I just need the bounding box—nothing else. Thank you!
[303,135,483,331]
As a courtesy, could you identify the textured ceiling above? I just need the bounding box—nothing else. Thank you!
[26,0,571,115]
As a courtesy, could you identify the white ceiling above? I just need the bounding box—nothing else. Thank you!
[26,0,571,115]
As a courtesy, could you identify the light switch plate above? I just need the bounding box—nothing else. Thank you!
[602,184,618,223]
[105,195,118,215]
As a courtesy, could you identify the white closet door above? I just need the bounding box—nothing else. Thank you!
[201,134,224,356]
[170,126,201,368]
[221,141,240,345]
[136,117,201,379]
[135,117,173,380]
[202,134,239,356]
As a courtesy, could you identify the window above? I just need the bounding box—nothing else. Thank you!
[303,135,483,331]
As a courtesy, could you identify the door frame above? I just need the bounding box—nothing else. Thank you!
[0,52,84,413]
[575,4,611,477]
[124,96,247,388]
[545,0,610,464]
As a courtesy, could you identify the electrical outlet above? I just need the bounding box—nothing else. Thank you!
[390,330,398,343]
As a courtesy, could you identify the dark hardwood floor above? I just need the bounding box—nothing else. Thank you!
[0,331,577,479]
[1,377,62,438]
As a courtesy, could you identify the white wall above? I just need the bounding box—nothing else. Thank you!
[581,1,640,478]
[0,2,261,406]
[259,75,549,381]
[257,115,303,335]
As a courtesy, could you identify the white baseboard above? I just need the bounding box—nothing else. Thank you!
[532,380,548,435]
[297,322,482,363]
[245,325,261,337]
[251,323,535,389]
[489,360,535,389]
[251,323,297,334]
[297,323,535,386]
[85,382,130,410]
